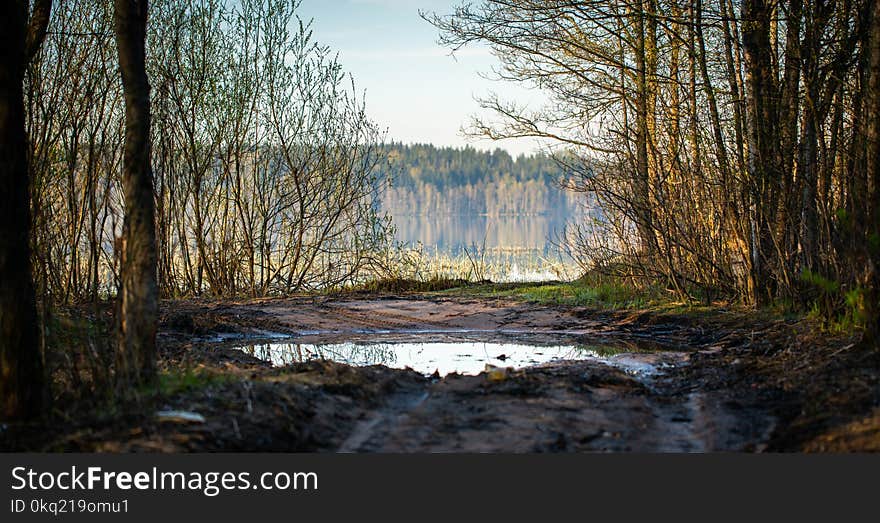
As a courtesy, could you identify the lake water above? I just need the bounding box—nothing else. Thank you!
[389,213,579,281]
[392,214,567,255]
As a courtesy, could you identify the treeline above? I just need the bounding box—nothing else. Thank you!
[382,143,562,188]
[377,143,580,217]
[27,0,390,301]
[428,0,880,334]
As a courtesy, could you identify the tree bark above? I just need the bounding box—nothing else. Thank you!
[779,0,802,277]
[865,0,880,342]
[0,0,51,421]
[632,0,656,257]
[742,0,781,305]
[114,0,158,386]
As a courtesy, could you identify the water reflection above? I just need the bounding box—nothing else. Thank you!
[237,340,625,376]
[390,210,589,281]
[392,214,566,254]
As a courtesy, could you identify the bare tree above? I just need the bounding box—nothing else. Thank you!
[865,0,880,341]
[114,0,158,385]
[0,0,51,421]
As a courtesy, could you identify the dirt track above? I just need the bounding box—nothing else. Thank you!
[152,294,779,452]
[6,292,876,452]
[163,294,722,348]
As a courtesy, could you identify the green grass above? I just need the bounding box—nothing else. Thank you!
[342,276,469,294]
[439,277,675,310]
[509,281,648,308]
[156,368,237,397]
[576,344,659,356]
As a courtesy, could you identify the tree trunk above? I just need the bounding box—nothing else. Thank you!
[865,0,880,343]
[696,0,732,193]
[779,0,802,278]
[720,0,746,177]
[114,0,158,386]
[742,0,781,305]
[0,0,51,421]
[632,0,655,257]
[798,75,820,273]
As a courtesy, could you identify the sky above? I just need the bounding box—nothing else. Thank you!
[297,0,547,156]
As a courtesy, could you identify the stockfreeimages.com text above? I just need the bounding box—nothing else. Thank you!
[11,466,317,497]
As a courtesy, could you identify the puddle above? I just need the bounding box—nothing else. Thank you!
[199,330,292,343]
[231,339,679,377]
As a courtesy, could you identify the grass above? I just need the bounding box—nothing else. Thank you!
[577,344,659,356]
[156,367,237,397]
[503,281,651,308]
[439,276,680,310]
[342,276,469,294]
[42,305,241,410]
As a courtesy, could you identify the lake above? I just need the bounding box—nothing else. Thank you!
[387,212,580,281]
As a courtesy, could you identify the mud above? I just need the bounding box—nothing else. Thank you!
[3,292,878,452]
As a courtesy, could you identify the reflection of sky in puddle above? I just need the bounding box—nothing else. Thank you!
[233,341,659,376]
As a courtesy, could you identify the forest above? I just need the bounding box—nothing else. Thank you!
[381,143,563,190]
[0,0,878,454]
[378,143,580,217]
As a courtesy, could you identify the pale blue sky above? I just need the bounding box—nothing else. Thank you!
[297,0,545,156]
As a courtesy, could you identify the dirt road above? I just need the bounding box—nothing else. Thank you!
[8,292,875,452]
[151,294,780,452]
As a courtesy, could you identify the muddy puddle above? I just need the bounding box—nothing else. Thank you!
[231,335,683,377]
